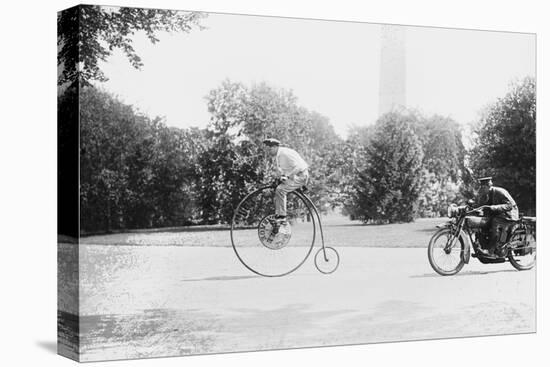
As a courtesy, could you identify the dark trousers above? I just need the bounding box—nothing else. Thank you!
[489,217,516,250]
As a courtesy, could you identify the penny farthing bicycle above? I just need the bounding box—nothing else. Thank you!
[230,181,340,277]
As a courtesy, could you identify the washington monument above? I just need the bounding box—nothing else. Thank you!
[379,25,407,116]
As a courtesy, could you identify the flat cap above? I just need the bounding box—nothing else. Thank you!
[262,138,281,146]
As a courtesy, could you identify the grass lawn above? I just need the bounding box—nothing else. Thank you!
[79,215,446,248]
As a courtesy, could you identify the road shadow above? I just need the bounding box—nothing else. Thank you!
[80,309,217,358]
[411,269,518,278]
[181,275,260,282]
[36,340,57,354]
[78,304,359,359]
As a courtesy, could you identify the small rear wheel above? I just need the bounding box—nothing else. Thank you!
[314,247,340,274]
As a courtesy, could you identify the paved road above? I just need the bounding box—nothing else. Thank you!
[60,244,536,362]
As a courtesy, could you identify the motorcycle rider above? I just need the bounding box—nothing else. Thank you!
[476,177,519,257]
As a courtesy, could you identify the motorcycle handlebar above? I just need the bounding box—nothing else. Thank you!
[465,205,488,216]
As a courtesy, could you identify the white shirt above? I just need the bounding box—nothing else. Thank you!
[276,147,309,177]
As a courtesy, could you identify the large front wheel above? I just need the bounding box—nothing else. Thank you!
[428,228,465,276]
[231,187,316,277]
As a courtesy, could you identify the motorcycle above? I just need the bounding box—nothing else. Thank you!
[427,201,536,276]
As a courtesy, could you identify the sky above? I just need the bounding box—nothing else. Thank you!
[99,11,535,138]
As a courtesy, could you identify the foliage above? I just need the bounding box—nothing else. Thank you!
[343,110,473,219]
[59,5,536,230]
[57,5,206,86]
[336,126,373,217]
[203,81,343,216]
[416,170,462,217]
[415,114,469,215]
[73,75,536,232]
[205,80,249,137]
[74,77,535,232]
[415,115,466,182]
[469,77,536,213]
[75,80,345,232]
[58,84,80,237]
[196,137,266,224]
[348,110,424,223]
[78,86,208,232]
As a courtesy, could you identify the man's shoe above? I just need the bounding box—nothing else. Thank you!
[278,221,291,235]
[494,245,507,257]
[276,218,288,226]
[273,216,287,228]
[269,216,286,235]
[274,215,287,221]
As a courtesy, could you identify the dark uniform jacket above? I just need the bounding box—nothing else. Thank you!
[481,186,519,221]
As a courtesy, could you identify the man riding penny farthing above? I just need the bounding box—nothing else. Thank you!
[230,138,340,277]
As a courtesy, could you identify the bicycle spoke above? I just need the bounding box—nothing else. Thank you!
[429,229,463,274]
[231,188,316,277]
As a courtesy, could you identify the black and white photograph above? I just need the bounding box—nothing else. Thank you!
[5,1,549,366]
[55,3,539,362]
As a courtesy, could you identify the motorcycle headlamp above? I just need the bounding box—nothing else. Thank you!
[447,204,459,218]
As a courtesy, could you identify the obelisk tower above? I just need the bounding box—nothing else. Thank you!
[379,25,406,115]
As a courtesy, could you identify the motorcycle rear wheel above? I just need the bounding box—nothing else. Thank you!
[508,230,536,271]
[428,228,465,276]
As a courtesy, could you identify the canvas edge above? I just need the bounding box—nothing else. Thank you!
[57,4,82,362]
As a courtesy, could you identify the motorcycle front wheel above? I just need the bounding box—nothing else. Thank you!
[428,228,465,276]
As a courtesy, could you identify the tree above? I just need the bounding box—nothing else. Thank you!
[79,86,142,231]
[303,112,345,211]
[339,125,375,217]
[416,169,462,217]
[415,115,468,216]
[342,111,471,220]
[202,81,343,219]
[348,110,424,223]
[78,86,208,232]
[205,80,249,137]
[58,83,80,237]
[469,77,536,214]
[196,137,265,224]
[57,5,206,86]
[416,115,466,182]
